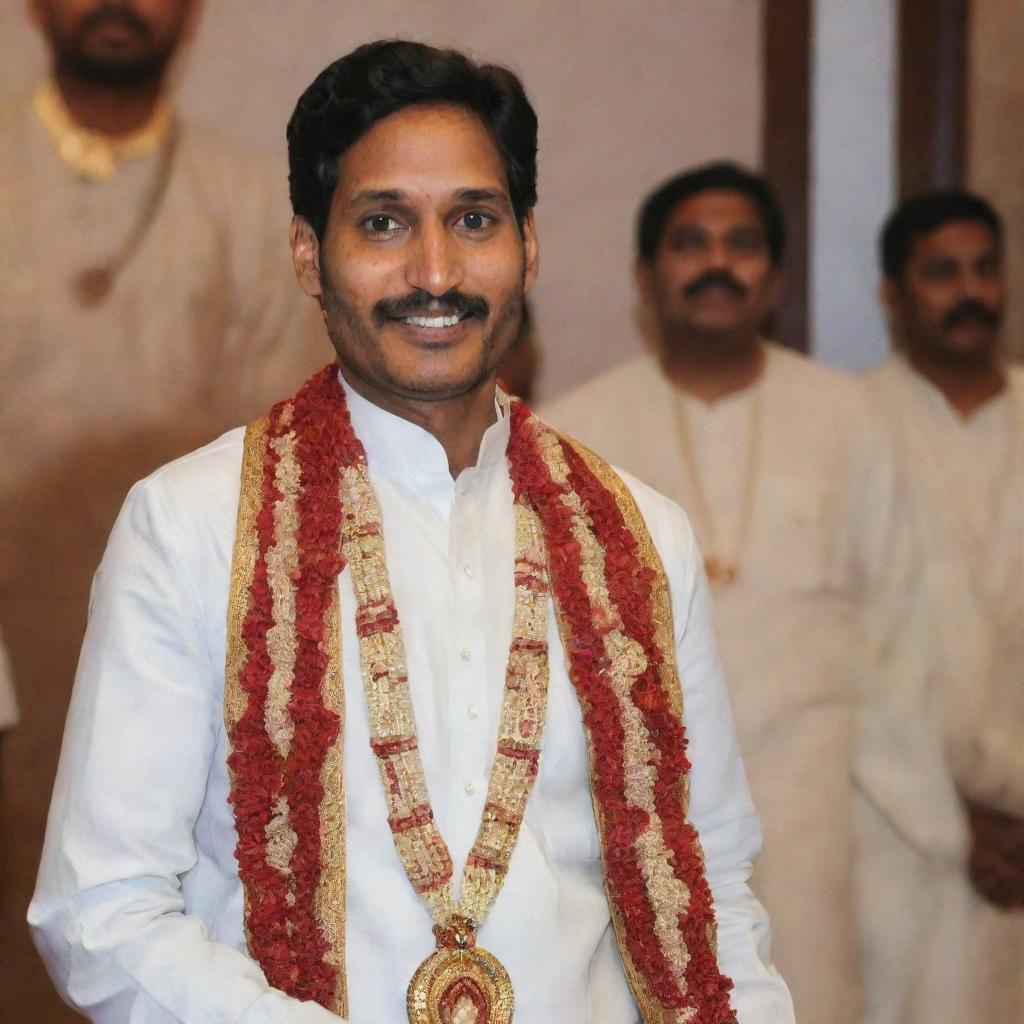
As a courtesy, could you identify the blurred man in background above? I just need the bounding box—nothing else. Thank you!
[861,191,1023,1024]
[0,2,322,1018]
[541,162,940,1024]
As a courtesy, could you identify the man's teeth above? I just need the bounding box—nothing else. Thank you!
[402,314,461,328]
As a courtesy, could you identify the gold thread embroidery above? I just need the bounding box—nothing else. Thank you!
[316,585,348,1018]
[225,417,269,737]
[225,416,271,954]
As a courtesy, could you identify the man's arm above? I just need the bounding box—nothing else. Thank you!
[636,478,794,1023]
[28,473,341,1023]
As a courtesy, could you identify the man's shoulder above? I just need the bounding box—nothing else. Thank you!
[765,342,872,425]
[175,120,288,218]
[129,426,247,541]
[540,353,663,421]
[766,341,861,393]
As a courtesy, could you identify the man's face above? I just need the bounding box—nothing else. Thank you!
[884,220,1004,365]
[639,189,780,351]
[32,0,195,84]
[294,103,538,405]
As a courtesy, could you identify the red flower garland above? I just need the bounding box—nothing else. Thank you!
[227,367,734,1019]
[506,401,735,1021]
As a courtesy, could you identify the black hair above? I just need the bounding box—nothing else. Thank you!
[636,161,786,266]
[287,39,538,241]
[880,190,1003,280]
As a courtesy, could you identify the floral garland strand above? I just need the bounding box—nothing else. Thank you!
[506,400,736,1023]
[560,438,734,1017]
[227,367,347,1007]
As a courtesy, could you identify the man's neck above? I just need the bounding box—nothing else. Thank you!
[53,66,164,136]
[340,369,500,478]
[660,333,766,404]
[905,347,1006,419]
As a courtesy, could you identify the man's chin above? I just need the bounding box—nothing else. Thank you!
[932,328,1000,364]
[377,364,497,404]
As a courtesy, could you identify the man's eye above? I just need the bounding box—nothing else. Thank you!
[459,211,491,231]
[365,215,400,235]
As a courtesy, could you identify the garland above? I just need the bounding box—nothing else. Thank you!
[224,365,735,1022]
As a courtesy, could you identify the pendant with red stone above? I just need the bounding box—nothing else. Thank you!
[407,916,514,1024]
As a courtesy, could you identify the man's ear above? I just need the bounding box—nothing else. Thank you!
[634,259,654,303]
[290,216,323,300]
[181,0,205,44]
[879,276,899,316]
[521,211,540,293]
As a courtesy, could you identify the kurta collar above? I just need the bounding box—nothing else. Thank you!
[339,370,510,478]
[889,352,1012,425]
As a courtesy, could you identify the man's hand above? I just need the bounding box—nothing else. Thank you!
[966,798,1024,910]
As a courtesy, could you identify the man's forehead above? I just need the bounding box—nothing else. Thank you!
[335,103,509,200]
[913,219,1000,259]
[668,189,763,227]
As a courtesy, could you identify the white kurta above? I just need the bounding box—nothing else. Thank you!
[862,355,1024,1024]
[0,89,327,1020]
[29,380,794,1024]
[540,345,937,1024]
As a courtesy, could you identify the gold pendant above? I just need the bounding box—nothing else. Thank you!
[74,266,114,307]
[704,555,738,589]
[407,917,514,1024]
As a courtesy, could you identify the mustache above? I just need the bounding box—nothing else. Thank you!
[683,269,748,299]
[941,300,1000,332]
[373,289,489,325]
[75,4,152,43]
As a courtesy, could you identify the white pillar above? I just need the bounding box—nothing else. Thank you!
[810,0,898,371]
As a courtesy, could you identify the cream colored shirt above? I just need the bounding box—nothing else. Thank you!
[29,379,794,1023]
[861,354,1024,1024]
[0,90,325,1021]
[541,345,941,1024]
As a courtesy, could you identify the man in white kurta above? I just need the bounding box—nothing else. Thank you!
[29,42,793,1023]
[542,163,937,1024]
[29,378,792,1023]
[1,4,321,1017]
[862,191,1024,1024]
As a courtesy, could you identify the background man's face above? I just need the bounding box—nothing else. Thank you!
[32,0,195,84]
[642,189,779,348]
[886,220,1004,365]
[308,103,538,404]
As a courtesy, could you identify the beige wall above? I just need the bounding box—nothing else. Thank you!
[1,0,764,401]
[969,0,1024,361]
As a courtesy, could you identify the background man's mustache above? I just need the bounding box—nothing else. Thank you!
[683,270,748,299]
[941,300,1000,331]
[373,289,489,324]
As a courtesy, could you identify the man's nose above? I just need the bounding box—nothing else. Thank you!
[704,239,733,271]
[405,221,464,297]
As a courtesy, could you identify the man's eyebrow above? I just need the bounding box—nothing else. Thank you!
[454,188,511,206]
[346,189,406,209]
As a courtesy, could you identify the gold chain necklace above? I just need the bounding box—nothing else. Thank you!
[339,439,550,1024]
[672,383,763,589]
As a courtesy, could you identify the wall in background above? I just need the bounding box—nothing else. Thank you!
[810,0,897,372]
[0,0,764,402]
[969,0,1024,361]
